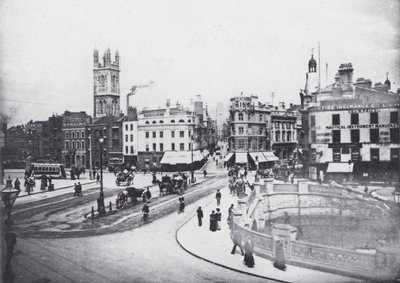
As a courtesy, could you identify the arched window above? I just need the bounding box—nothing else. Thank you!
[102,100,106,114]
[76,141,80,149]
[179,119,184,123]
[65,141,69,149]
[145,121,150,124]
[71,141,75,149]
[171,120,175,123]
[152,120,156,124]
[65,131,69,139]
[71,132,75,139]
[159,120,164,124]
[81,140,85,149]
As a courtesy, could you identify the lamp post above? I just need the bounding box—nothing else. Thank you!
[89,133,93,180]
[191,134,195,183]
[1,177,20,224]
[97,137,105,215]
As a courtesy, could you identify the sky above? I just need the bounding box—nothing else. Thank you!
[0,0,399,126]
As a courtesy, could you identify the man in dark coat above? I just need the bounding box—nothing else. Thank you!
[142,202,150,222]
[145,188,152,201]
[14,178,21,191]
[196,207,203,226]
[215,189,221,206]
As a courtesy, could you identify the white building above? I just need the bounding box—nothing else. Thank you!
[122,119,138,166]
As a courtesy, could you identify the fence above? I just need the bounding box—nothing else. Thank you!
[273,183,298,193]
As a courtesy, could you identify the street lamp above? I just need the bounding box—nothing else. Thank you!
[1,177,20,224]
[97,137,105,215]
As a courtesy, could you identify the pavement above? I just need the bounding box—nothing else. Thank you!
[176,184,364,283]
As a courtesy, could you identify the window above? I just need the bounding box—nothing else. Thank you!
[351,148,360,162]
[145,132,149,138]
[179,119,185,123]
[171,120,175,123]
[171,131,175,138]
[125,135,128,142]
[180,143,185,151]
[146,144,149,152]
[152,132,156,138]
[237,139,246,150]
[351,129,360,143]
[275,122,279,128]
[130,124,133,131]
[65,141,69,149]
[258,127,263,135]
[238,113,244,121]
[311,131,316,143]
[390,128,399,143]
[332,114,340,125]
[188,119,191,123]
[370,129,379,143]
[332,148,341,162]
[130,146,134,154]
[351,113,359,125]
[287,131,291,142]
[188,131,191,138]
[81,141,85,149]
[71,132,75,139]
[159,120,164,124]
[152,121,156,124]
[160,131,164,138]
[71,141,75,149]
[282,131,286,142]
[390,148,399,168]
[310,115,316,127]
[153,143,156,151]
[125,146,128,154]
[81,131,85,138]
[160,143,164,151]
[171,143,175,151]
[145,121,149,124]
[130,135,133,142]
[65,132,69,139]
[370,112,378,124]
[370,148,379,162]
[180,131,184,138]
[259,114,263,122]
[390,112,399,123]
[125,124,128,131]
[275,131,280,142]
[238,127,244,135]
[332,130,341,143]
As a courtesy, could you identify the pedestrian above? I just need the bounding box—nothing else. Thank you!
[145,187,152,202]
[215,189,221,206]
[197,206,203,226]
[178,194,185,213]
[14,178,21,191]
[73,183,78,196]
[142,202,150,223]
[230,228,244,255]
[228,204,234,220]
[216,208,222,230]
[243,236,255,268]
[363,185,369,199]
[77,182,83,196]
[96,173,100,184]
[203,170,207,178]
[209,210,217,232]
[273,240,286,271]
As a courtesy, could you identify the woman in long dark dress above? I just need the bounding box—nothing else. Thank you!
[273,240,287,271]
[243,237,255,267]
[209,211,217,232]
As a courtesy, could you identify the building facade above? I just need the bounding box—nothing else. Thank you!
[136,101,196,170]
[62,111,92,168]
[122,107,139,167]
[300,58,400,181]
[228,95,271,152]
[93,49,120,118]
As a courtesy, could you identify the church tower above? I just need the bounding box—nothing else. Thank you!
[93,49,120,118]
[304,51,319,96]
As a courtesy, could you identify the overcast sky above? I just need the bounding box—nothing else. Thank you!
[0,0,399,126]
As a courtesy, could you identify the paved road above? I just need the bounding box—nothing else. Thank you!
[11,175,276,283]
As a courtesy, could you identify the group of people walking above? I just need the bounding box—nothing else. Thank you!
[73,182,83,197]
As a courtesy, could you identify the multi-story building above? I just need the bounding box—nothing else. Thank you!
[62,111,92,168]
[270,104,298,161]
[136,101,197,170]
[300,57,400,181]
[47,114,63,163]
[228,95,271,152]
[193,95,216,151]
[3,125,27,167]
[122,107,139,166]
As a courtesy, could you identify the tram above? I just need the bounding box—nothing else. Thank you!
[31,163,67,179]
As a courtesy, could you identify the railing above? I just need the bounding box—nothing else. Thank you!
[232,222,274,257]
[308,185,342,196]
[273,184,298,193]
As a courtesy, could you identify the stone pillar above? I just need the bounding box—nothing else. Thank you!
[237,198,247,214]
[266,178,274,194]
[298,179,308,194]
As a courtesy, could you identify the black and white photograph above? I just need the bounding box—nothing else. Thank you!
[0,0,399,282]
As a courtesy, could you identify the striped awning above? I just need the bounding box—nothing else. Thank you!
[327,162,354,173]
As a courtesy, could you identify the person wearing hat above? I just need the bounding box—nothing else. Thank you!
[216,208,222,230]
[196,206,203,226]
[243,236,255,267]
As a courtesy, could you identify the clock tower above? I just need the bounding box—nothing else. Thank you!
[93,49,120,118]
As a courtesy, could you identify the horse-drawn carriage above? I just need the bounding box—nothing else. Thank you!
[116,186,145,209]
[115,171,134,186]
[157,175,186,196]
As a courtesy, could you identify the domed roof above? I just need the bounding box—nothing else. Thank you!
[308,54,317,67]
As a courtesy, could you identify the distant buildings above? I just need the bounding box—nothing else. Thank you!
[300,55,400,181]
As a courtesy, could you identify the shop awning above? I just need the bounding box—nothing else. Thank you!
[327,162,354,173]
[224,153,234,162]
[193,150,205,162]
[249,152,268,163]
[263,151,279,162]
[235,152,248,164]
[160,150,204,165]
[202,149,210,157]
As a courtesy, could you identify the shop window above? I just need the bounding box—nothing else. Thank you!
[351,148,360,162]
[332,148,341,162]
[390,148,399,168]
